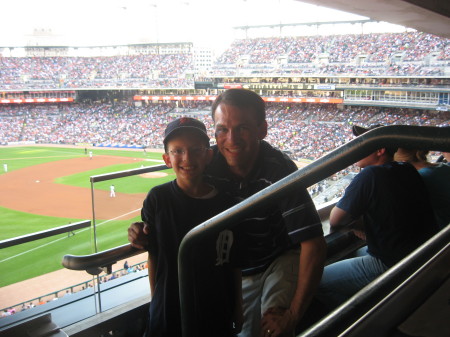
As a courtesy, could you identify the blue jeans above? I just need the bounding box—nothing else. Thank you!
[316,247,388,311]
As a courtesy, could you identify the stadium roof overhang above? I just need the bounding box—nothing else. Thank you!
[295,0,450,38]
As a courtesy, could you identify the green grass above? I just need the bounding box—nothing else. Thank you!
[0,207,82,240]
[0,146,164,173]
[0,146,173,288]
[1,215,143,286]
[0,147,84,173]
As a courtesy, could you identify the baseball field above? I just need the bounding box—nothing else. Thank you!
[0,145,174,288]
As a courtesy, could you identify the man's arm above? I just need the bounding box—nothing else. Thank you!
[232,268,243,334]
[261,236,327,336]
[329,206,353,231]
[330,206,366,239]
[148,253,156,298]
[290,236,327,327]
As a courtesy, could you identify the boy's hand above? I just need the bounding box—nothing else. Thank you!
[128,222,149,250]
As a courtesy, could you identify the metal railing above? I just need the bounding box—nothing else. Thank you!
[298,224,450,337]
[89,163,167,253]
[62,244,145,276]
[0,220,92,318]
[0,220,91,249]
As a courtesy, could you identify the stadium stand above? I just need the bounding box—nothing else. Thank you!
[0,31,449,90]
[213,31,450,76]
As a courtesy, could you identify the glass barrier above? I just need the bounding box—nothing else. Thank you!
[0,229,94,318]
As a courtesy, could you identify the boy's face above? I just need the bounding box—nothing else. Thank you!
[163,131,212,182]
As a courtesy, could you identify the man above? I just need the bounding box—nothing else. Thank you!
[315,124,438,312]
[129,89,326,337]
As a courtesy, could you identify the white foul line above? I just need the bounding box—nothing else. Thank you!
[0,208,142,264]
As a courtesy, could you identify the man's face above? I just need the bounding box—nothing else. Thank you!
[213,103,267,177]
[356,149,384,168]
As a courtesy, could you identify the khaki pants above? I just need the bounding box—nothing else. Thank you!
[238,248,299,337]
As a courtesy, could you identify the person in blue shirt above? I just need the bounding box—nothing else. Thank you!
[315,125,438,312]
[395,148,450,229]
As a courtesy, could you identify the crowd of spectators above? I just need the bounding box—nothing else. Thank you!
[0,53,194,90]
[2,102,449,161]
[216,31,450,65]
[0,31,449,90]
[213,31,450,76]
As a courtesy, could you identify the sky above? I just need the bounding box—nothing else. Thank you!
[0,0,407,51]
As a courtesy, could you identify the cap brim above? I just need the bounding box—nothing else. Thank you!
[163,126,209,145]
[352,125,368,136]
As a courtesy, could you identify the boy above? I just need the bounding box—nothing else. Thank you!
[140,117,242,337]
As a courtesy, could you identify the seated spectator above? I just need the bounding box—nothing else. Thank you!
[314,124,438,313]
[438,152,450,163]
[444,152,450,163]
[395,148,450,229]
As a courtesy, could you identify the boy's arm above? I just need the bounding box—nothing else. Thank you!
[128,221,154,294]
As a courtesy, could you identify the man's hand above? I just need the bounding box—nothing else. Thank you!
[351,229,366,241]
[261,307,296,337]
[128,222,149,250]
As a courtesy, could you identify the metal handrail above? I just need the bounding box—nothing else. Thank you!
[61,165,169,270]
[178,125,450,337]
[0,220,91,249]
[90,163,167,183]
[298,224,450,337]
[62,244,145,275]
[60,202,336,273]
[89,163,168,253]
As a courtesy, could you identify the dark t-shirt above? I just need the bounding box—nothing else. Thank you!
[336,161,438,267]
[205,140,323,275]
[142,180,239,337]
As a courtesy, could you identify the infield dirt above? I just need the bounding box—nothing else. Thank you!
[0,155,149,219]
